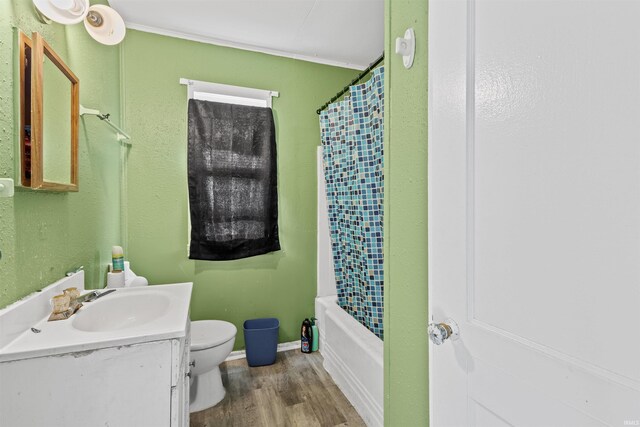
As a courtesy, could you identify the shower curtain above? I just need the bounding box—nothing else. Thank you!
[319,67,384,339]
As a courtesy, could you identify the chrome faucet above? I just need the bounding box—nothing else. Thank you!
[48,289,116,322]
[74,289,117,304]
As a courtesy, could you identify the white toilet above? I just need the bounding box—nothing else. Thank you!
[189,320,237,413]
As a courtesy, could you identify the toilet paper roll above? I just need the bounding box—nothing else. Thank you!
[106,271,125,288]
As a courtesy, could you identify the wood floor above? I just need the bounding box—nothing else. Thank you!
[190,350,366,427]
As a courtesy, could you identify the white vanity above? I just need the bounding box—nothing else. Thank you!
[0,272,193,427]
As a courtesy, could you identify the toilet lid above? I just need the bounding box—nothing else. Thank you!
[191,320,237,351]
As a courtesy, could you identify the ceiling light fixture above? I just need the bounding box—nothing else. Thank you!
[84,5,126,45]
[32,0,126,45]
[33,0,90,24]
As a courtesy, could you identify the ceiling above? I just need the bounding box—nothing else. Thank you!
[109,0,384,70]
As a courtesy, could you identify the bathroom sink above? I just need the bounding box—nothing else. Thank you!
[0,276,191,363]
[72,291,171,332]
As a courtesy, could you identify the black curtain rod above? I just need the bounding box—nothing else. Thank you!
[316,53,384,115]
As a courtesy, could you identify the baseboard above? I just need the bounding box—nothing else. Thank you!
[225,340,301,362]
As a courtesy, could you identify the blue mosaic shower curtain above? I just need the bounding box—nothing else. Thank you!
[319,67,384,339]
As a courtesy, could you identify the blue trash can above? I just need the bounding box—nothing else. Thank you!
[243,318,279,367]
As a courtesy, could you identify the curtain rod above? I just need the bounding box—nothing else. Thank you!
[316,53,384,115]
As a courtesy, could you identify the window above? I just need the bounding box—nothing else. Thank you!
[180,78,278,107]
[193,91,268,107]
[180,78,279,253]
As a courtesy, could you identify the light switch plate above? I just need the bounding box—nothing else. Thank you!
[0,178,15,197]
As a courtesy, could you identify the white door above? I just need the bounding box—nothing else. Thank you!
[428,1,640,426]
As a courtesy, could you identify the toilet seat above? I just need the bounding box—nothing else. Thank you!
[191,320,237,351]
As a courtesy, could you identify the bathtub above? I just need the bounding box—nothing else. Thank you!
[315,296,383,427]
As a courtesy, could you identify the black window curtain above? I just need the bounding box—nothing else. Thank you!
[188,99,280,260]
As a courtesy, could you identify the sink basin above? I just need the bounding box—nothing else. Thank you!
[0,276,192,363]
[72,291,171,332]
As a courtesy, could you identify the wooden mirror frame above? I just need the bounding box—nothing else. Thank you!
[19,31,79,192]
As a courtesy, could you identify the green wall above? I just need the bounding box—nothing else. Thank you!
[384,0,430,425]
[121,30,358,350]
[0,0,122,308]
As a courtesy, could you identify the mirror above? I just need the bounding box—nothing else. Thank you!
[19,32,79,192]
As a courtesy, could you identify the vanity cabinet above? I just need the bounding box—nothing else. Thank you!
[0,275,193,427]
[173,321,192,426]
[0,333,191,427]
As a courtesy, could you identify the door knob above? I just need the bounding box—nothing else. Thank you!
[428,319,459,345]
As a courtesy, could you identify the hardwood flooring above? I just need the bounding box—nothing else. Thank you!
[190,350,366,427]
